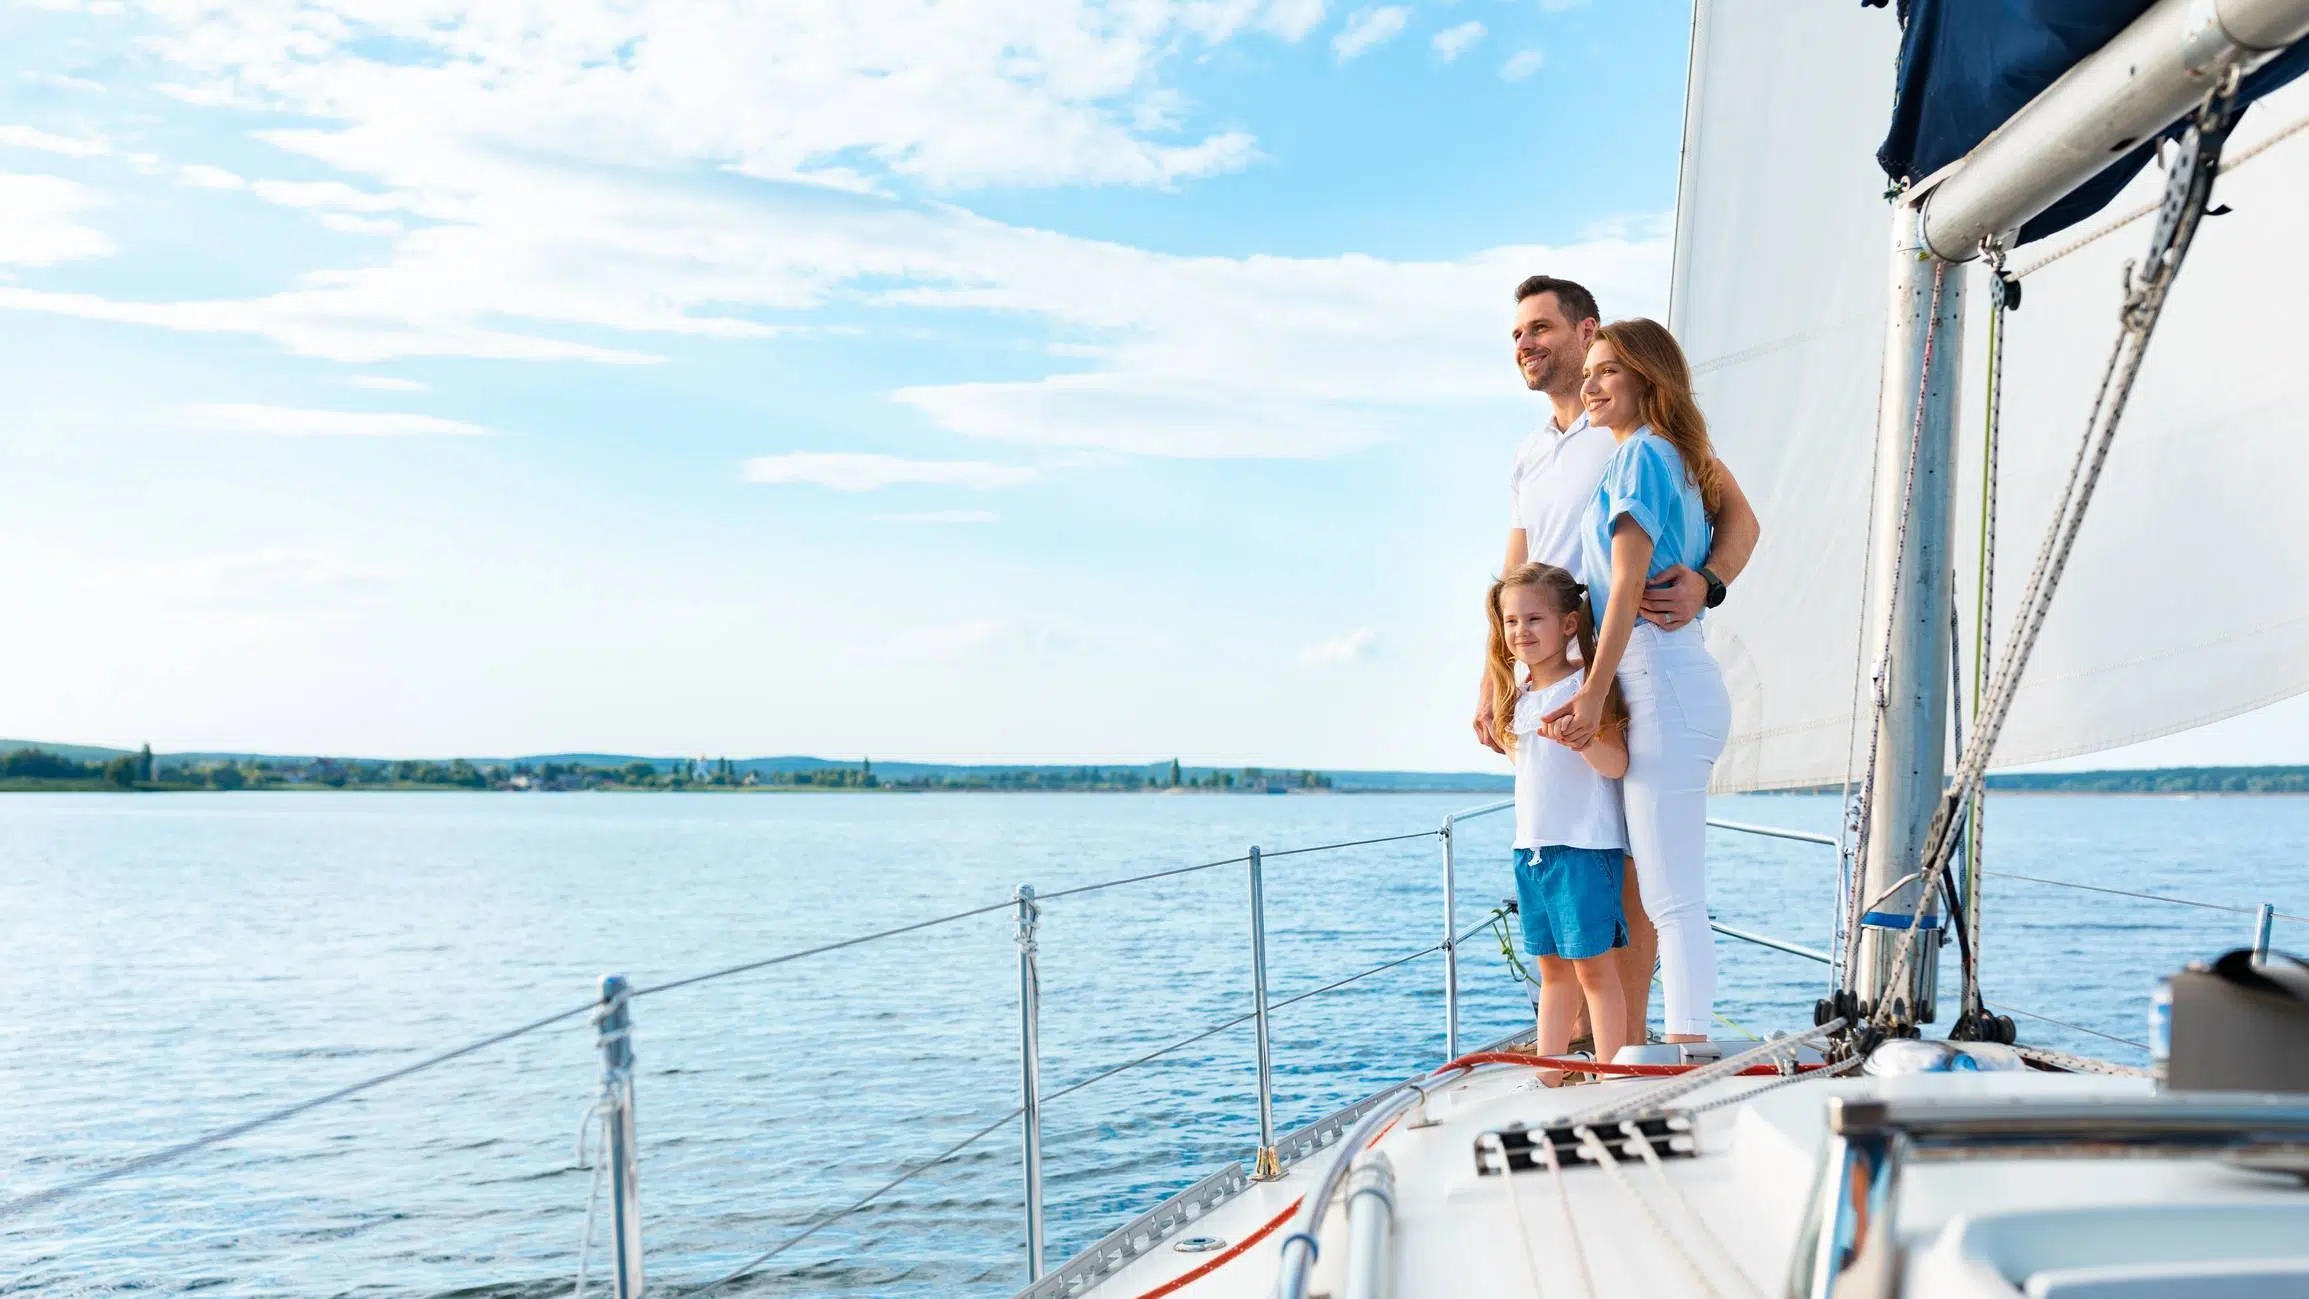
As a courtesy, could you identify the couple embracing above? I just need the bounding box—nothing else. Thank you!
[1475,276,1758,1072]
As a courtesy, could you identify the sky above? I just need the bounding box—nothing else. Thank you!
[2,0,2301,772]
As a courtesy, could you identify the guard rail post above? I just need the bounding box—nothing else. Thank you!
[1441,813,1460,1061]
[1249,846,1281,1180]
[1014,884,1046,1280]
[596,974,644,1299]
[2252,902,2274,966]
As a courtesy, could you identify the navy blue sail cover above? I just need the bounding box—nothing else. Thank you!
[1873,0,2309,245]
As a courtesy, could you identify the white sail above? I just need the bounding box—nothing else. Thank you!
[1669,0,1904,792]
[1675,1,2309,790]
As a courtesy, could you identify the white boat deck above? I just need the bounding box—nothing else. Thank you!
[1076,1062,2309,1298]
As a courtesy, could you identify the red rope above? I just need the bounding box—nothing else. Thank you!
[1436,1050,1826,1078]
[1126,1195,1301,1299]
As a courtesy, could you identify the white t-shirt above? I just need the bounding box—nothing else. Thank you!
[1510,670,1629,853]
[1509,410,1616,570]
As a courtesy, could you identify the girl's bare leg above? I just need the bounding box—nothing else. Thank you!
[1574,955,1630,1068]
[1533,955,1581,1086]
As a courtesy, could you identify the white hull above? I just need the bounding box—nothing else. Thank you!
[1045,1049,2309,1298]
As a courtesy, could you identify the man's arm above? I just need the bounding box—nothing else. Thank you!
[1639,457,1760,629]
[1473,526,1528,754]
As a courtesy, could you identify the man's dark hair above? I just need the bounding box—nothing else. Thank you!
[1513,275,1600,326]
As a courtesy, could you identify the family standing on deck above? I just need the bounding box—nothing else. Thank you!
[1475,276,1758,1072]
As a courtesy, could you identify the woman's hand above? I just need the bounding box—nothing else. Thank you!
[1543,684,1607,751]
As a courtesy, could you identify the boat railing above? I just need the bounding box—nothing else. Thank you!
[2,804,2297,1298]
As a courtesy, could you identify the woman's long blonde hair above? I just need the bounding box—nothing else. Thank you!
[1593,317,1723,514]
[1484,562,1624,756]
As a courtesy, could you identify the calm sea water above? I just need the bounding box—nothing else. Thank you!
[3,791,2304,1297]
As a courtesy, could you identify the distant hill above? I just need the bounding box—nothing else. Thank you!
[1986,765,2309,793]
[12,738,2304,794]
[0,739,1512,793]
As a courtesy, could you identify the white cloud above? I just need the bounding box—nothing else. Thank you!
[126,2,1262,193]
[1333,6,1409,62]
[1501,49,1546,81]
[0,3,1670,459]
[873,510,1001,525]
[177,163,247,189]
[1300,627,1378,666]
[0,172,111,266]
[320,212,402,236]
[0,124,108,157]
[1432,21,1486,62]
[741,452,1036,491]
[347,374,426,392]
[186,403,491,436]
[1262,0,1328,42]
[148,549,396,611]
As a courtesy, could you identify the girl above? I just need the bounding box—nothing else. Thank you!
[1548,318,1735,1045]
[1485,561,1631,1077]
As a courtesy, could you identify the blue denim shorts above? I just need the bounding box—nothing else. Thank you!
[1514,846,1628,961]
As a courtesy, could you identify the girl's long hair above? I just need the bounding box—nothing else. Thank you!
[1484,562,1625,756]
[1594,317,1723,514]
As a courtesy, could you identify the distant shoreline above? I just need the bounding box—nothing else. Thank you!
[5,742,2307,796]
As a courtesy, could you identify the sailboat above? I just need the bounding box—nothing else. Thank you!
[1000,2,2309,1295]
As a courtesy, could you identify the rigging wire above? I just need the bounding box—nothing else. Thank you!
[1984,870,2306,923]
[1874,75,2245,1031]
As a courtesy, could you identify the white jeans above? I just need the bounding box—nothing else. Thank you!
[1618,620,1732,1037]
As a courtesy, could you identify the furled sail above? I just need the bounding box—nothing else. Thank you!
[1675,1,2309,791]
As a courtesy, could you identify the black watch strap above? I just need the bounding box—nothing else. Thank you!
[1700,566,1727,608]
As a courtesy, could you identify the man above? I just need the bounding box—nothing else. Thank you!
[1477,274,1760,1047]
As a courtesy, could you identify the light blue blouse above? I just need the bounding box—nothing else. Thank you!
[1579,427,1714,630]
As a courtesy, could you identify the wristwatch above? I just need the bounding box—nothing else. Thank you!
[1700,566,1727,609]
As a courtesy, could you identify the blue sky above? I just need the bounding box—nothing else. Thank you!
[3,0,2300,771]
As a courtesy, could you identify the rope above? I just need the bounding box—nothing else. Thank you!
[1540,1132,1599,1299]
[1990,1001,2148,1053]
[1843,258,1950,985]
[1874,78,2244,1033]
[1574,1125,1724,1299]
[572,1101,612,1299]
[1966,239,2007,1019]
[1985,870,2307,923]
[2009,106,2309,278]
[1620,1120,1768,1299]
[1563,1020,1844,1127]
[1677,1051,1864,1118]
[1482,1133,1557,1299]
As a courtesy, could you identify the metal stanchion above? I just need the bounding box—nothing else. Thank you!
[1441,815,1460,1061]
[1015,885,1046,1280]
[2252,902,2274,966]
[595,975,644,1299]
[1249,846,1280,1180]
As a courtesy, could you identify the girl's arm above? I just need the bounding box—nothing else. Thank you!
[1548,516,1653,747]
[1576,722,1628,780]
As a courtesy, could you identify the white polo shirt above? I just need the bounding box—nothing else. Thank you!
[1509,410,1616,570]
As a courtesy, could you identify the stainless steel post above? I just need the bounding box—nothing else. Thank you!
[1014,885,1046,1280]
[1441,815,1460,1060]
[1248,847,1280,1181]
[2252,902,2274,966]
[1854,205,1967,1031]
[596,974,643,1299]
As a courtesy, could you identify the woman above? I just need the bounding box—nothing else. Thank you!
[1545,318,1734,1044]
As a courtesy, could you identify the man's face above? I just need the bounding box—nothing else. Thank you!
[1511,291,1592,395]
